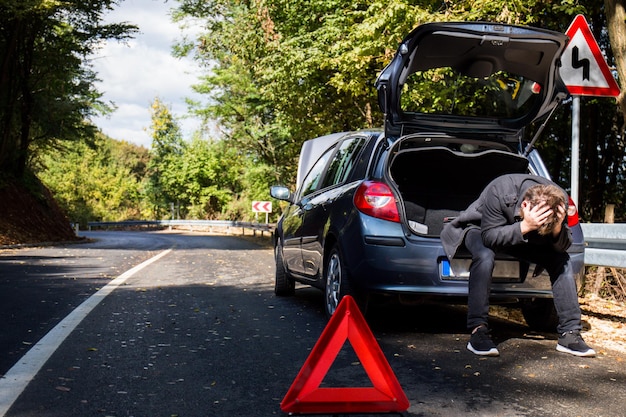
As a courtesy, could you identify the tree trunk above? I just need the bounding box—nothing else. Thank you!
[604,0,626,135]
[0,18,22,176]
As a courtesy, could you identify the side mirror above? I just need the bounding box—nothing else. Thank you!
[270,185,292,202]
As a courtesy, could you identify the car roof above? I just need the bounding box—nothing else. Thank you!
[296,131,383,189]
[296,132,347,188]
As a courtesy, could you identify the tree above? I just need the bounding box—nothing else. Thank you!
[0,0,138,179]
[176,138,241,219]
[145,97,185,218]
[174,0,626,221]
[174,0,385,186]
[36,134,150,226]
[173,1,583,181]
[605,0,626,128]
[601,0,626,221]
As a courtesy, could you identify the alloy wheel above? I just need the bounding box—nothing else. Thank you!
[325,251,342,316]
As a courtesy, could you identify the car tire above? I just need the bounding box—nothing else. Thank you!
[521,298,559,332]
[324,246,368,318]
[274,240,295,296]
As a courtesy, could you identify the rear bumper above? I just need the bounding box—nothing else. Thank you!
[343,218,584,300]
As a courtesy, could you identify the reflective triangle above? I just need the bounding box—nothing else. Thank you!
[280,296,410,414]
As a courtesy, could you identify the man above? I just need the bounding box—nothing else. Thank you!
[441,173,595,357]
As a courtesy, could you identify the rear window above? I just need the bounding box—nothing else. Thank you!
[400,68,541,119]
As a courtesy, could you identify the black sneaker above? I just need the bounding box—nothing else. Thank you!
[467,326,499,356]
[556,330,596,357]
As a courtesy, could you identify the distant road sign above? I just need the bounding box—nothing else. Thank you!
[252,201,272,213]
[560,14,620,97]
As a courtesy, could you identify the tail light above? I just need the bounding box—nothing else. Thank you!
[354,181,400,222]
[567,196,579,227]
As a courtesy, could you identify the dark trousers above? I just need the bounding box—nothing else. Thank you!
[464,228,582,334]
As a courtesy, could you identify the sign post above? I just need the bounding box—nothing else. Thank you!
[559,15,620,208]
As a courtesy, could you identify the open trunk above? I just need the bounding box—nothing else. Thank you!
[389,146,530,236]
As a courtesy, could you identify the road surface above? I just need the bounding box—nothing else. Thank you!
[0,230,624,416]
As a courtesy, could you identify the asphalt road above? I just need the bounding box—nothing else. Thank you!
[0,231,624,417]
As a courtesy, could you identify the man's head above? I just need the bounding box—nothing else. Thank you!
[520,184,566,235]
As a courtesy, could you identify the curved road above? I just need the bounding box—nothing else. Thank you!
[0,230,624,416]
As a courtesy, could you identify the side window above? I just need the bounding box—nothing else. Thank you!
[320,137,366,189]
[299,146,335,199]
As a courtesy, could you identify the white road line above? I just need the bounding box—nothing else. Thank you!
[0,249,172,416]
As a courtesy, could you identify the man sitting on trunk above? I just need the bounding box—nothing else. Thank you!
[441,173,595,357]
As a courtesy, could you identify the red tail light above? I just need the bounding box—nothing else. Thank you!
[354,181,400,222]
[567,197,579,227]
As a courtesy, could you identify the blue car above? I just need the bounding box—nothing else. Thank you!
[270,21,584,331]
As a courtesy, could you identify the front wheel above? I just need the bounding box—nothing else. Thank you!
[324,246,368,318]
[274,240,295,296]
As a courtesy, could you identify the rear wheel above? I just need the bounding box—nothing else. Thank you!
[324,246,368,318]
[274,241,295,296]
[521,298,559,332]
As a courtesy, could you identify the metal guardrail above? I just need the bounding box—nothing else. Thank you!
[580,223,626,268]
[87,219,275,237]
[85,221,625,267]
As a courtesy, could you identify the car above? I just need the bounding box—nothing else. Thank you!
[270,21,584,331]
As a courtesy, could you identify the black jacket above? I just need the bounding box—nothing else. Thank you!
[440,174,572,259]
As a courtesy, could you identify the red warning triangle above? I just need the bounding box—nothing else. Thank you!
[280,296,410,415]
[560,14,620,97]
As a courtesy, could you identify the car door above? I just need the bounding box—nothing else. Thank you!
[300,136,368,278]
[282,145,337,277]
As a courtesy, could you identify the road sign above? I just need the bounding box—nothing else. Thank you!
[560,14,620,97]
[251,201,272,213]
[280,296,409,414]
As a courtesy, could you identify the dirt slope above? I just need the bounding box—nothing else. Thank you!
[0,177,79,246]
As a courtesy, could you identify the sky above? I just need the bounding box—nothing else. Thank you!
[91,0,204,148]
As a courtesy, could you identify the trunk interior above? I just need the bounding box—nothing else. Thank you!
[389,146,530,236]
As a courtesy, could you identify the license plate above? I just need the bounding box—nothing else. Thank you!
[440,258,521,282]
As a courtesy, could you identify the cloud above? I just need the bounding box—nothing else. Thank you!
[91,0,203,148]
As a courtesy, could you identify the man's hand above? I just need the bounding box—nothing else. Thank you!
[520,201,553,235]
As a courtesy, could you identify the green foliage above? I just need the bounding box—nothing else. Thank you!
[37,127,272,224]
[146,98,186,217]
[36,134,150,227]
[171,0,591,190]
[145,97,265,220]
[173,0,624,221]
[24,1,626,226]
[173,138,239,219]
[0,0,138,178]
[222,159,278,222]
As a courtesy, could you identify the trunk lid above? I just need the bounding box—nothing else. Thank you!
[375,22,569,139]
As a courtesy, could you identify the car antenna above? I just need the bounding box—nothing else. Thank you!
[522,98,562,157]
